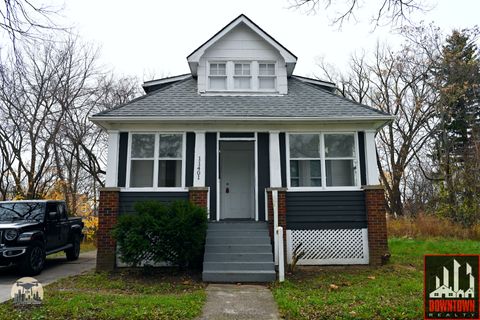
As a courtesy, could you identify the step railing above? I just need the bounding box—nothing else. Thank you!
[272,189,285,282]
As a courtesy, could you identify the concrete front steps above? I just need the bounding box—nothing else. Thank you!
[202,221,276,283]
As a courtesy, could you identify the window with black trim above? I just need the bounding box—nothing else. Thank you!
[288,133,358,188]
[129,133,184,188]
[289,134,322,187]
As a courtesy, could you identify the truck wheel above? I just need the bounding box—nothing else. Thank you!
[66,234,80,261]
[20,242,46,276]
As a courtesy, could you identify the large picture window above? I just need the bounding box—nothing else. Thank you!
[288,133,358,188]
[129,133,184,188]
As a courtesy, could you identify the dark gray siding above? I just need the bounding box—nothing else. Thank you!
[358,132,367,186]
[119,192,189,214]
[257,133,270,221]
[279,133,287,188]
[185,132,195,187]
[205,133,217,220]
[117,132,128,187]
[286,191,367,230]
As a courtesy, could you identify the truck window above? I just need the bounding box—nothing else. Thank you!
[58,203,67,220]
[46,203,58,220]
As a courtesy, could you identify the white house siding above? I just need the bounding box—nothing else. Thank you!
[197,23,288,94]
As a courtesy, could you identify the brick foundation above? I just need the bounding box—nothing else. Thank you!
[96,187,120,271]
[266,188,287,267]
[188,187,209,210]
[363,185,390,265]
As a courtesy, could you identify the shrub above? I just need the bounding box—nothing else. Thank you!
[113,200,208,268]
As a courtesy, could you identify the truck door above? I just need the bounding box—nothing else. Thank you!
[57,203,70,247]
[45,203,60,250]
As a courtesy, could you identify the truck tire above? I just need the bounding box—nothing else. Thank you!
[66,234,80,261]
[20,242,46,276]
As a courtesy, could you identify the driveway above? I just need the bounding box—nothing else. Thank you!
[0,250,96,303]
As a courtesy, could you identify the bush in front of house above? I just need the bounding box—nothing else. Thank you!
[113,200,208,268]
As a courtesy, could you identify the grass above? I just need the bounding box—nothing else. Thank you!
[272,238,480,320]
[0,270,206,320]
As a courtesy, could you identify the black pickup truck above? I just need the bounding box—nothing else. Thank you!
[0,200,84,275]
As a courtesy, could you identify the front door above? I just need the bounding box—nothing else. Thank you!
[220,141,254,219]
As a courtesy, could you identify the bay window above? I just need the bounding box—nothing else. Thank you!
[288,133,359,188]
[129,133,184,189]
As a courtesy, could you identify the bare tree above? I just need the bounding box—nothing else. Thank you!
[289,0,431,27]
[317,26,441,217]
[0,0,64,45]
[55,74,139,213]
[0,37,99,199]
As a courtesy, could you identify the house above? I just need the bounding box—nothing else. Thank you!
[91,14,393,282]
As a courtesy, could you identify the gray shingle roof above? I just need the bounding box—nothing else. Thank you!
[93,77,390,119]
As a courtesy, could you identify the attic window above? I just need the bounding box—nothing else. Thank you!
[209,62,227,90]
[258,63,276,89]
[234,63,251,89]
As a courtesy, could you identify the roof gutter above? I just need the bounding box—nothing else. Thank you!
[90,115,395,132]
[90,115,395,123]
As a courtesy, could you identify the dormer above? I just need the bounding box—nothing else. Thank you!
[187,14,297,95]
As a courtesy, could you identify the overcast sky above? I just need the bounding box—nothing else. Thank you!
[63,0,480,82]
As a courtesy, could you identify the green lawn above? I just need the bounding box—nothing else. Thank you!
[0,270,206,320]
[272,238,480,320]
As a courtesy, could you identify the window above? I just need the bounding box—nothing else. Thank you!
[130,134,155,187]
[158,134,182,187]
[207,60,277,91]
[288,133,358,188]
[234,63,251,89]
[209,62,226,90]
[258,63,276,89]
[289,134,322,187]
[324,134,356,187]
[129,133,184,188]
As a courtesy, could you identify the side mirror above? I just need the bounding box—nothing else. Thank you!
[48,211,58,220]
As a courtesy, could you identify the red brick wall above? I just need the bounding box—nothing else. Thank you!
[266,188,287,266]
[189,187,209,210]
[364,186,390,265]
[96,187,120,271]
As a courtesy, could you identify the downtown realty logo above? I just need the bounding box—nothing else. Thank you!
[425,255,479,319]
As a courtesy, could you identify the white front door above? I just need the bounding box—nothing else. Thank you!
[220,141,254,219]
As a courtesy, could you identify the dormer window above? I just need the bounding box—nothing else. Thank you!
[258,63,276,90]
[234,63,251,89]
[209,62,227,90]
[207,60,277,92]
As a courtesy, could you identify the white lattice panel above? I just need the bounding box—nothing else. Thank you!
[286,229,369,265]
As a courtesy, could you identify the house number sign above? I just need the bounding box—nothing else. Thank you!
[196,156,201,180]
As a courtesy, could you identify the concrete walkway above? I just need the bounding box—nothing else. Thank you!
[198,284,281,320]
[0,250,96,303]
